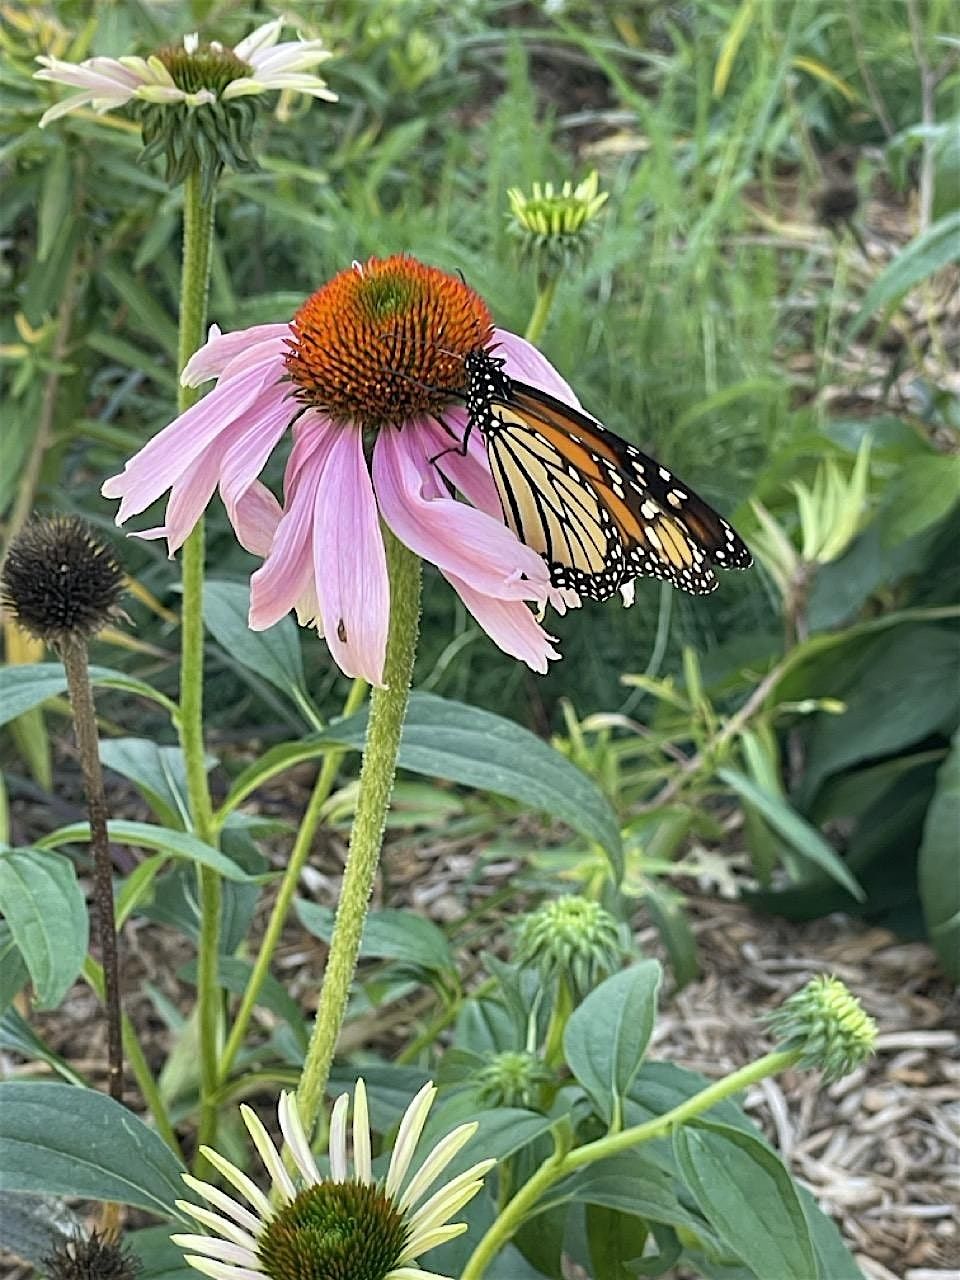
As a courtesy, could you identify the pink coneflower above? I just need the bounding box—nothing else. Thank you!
[102,255,577,684]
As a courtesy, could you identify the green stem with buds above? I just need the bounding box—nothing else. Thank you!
[174,169,220,1163]
[297,530,421,1136]
[219,678,367,1083]
[460,1048,801,1280]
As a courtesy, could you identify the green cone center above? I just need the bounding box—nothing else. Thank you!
[257,1180,409,1280]
[155,43,251,95]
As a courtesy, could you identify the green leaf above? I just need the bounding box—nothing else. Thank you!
[218,738,335,822]
[848,210,960,342]
[880,453,960,545]
[101,262,179,355]
[0,849,88,1008]
[0,924,29,1015]
[798,1186,866,1280]
[37,145,72,263]
[0,1191,81,1266]
[642,885,699,989]
[624,1063,763,1164]
[674,1120,816,1280]
[100,738,193,828]
[718,769,865,900]
[0,1011,86,1086]
[587,1202,649,1280]
[919,730,960,981]
[128,1225,195,1280]
[0,664,176,726]
[798,625,960,800]
[295,902,455,978]
[564,962,662,1124]
[421,1106,554,1184]
[37,821,264,883]
[0,1082,186,1216]
[548,1154,709,1236]
[179,956,307,1049]
[327,693,623,877]
[203,581,309,709]
[86,332,179,390]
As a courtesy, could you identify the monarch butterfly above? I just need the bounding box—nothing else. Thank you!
[454,346,753,604]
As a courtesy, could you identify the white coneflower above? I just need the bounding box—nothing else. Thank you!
[35,18,335,125]
[34,18,336,194]
[172,1082,494,1280]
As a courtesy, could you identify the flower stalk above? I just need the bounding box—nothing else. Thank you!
[524,273,558,346]
[218,677,368,1083]
[460,1048,801,1279]
[174,168,220,1161]
[60,635,124,1105]
[297,530,422,1136]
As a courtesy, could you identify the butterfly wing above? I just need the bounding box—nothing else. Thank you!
[478,378,751,601]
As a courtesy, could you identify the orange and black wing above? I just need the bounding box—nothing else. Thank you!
[477,377,751,602]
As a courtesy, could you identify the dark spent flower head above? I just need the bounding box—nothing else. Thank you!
[1,515,124,645]
[43,1230,141,1280]
[765,974,877,1084]
[284,255,492,429]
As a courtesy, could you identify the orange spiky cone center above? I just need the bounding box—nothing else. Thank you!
[284,254,492,429]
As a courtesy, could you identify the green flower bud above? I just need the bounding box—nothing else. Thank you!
[475,1050,555,1109]
[765,975,877,1083]
[506,171,609,274]
[514,895,625,998]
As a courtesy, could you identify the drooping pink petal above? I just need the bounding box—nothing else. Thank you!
[443,571,561,673]
[283,410,331,501]
[248,427,334,632]
[493,329,582,407]
[373,423,552,602]
[411,414,502,519]
[217,385,296,533]
[134,445,221,555]
[102,359,280,524]
[227,480,281,557]
[181,323,291,387]
[312,427,389,685]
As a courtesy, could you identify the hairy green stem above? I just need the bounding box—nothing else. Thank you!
[460,1048,800,1279]
[524,274,559,345]
[174,169,219,1163]
[219,679,367,1082]
[297,531,421,1136]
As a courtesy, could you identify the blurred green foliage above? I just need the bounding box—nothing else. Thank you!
[2,0,958,965]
